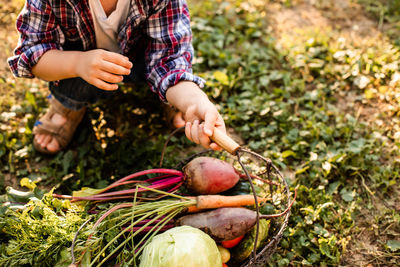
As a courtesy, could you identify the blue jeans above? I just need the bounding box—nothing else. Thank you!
[49,46,146,110]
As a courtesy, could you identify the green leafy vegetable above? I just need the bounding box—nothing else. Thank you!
[139,226,221,267]
[0,191,91,267]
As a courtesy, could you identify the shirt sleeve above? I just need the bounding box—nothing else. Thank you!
[7,0,64,78]
[143,0,205,101]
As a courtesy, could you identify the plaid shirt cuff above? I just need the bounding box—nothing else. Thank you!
[8,43,61,78]
[158,70,206,102]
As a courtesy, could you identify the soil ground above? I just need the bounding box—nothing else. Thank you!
[266,0,400,265]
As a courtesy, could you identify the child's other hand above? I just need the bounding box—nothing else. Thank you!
[76,49,132,90]
[183,100,226,151]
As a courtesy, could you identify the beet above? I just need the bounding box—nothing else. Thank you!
[176,207,257,241]
[183,157,240,195]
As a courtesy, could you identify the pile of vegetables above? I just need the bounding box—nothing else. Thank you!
[0,156,294,266]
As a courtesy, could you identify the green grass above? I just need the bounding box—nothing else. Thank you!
[190,1,400,265]
[1,0,399,265]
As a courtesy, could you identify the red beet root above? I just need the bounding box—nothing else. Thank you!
[183,157,241,195]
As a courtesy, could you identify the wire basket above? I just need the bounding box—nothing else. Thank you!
[237,149,292,267]
[172,146,293,267]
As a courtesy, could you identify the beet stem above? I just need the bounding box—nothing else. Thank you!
[145,174,177,183]
[93,203,133,229]
[134,218,170,225]
[103,169,183,193]
[52,193,72,199]
[167,181,184,193]
[112,180,149,186]
[124,224,174,232]
[93,176,183,198]
[70,195,142,202]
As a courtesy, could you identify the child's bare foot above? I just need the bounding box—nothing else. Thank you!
[34,113,67,153]
[33,96,86,155]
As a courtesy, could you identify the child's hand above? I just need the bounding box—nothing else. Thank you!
[182,100,226,150]
[166,81,226,150]
[76,49,132,90]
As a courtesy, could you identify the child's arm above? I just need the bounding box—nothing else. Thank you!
[143,0,226,149]
[31,49,132,91]
[166,81,225,150]
[8,0,131,91]
[143,0,203,101]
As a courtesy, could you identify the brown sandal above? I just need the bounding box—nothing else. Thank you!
[33,95,86,155]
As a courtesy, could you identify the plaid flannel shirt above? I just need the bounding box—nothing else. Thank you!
[8,0,205,101]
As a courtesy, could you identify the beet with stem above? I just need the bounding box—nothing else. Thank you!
[55,157,241,201]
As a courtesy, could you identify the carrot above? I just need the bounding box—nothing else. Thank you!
[186,194,267,213]
[187,189,297,217]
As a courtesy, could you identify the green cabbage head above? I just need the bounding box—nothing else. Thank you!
[139,226,222,267]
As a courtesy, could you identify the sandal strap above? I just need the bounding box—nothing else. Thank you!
[48,95,85,119]
[33,120,69,148]
[33,96,86,150]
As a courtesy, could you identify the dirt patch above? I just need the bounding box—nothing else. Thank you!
[342,186,400,266]
[267,0,382,45]
[2,173,20,190]
[0,1,47,108]
[0,2,22,73]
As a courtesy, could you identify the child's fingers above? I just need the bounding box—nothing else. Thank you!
[185,121,193,142]
[101,61,131,76]
[203,111,218,136]
[41,135,52,147]
[97,71,124,84]
[209,142,222,151]
[91,78,119,91]
[190,120,200,144]
[102,50,132,69]
[35,134,45,144]
[215,115,226,129]
[199,124,211,148]
[208,119,225,151]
